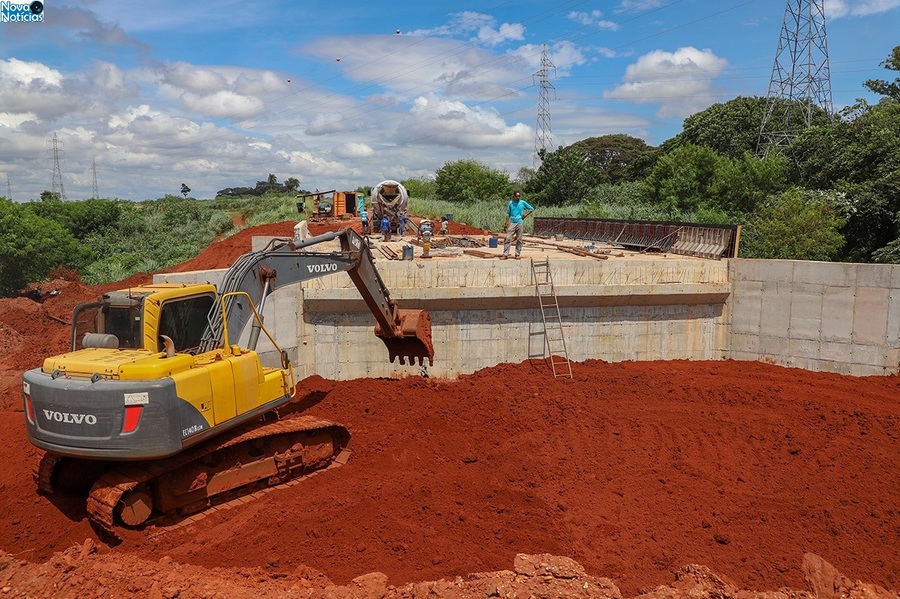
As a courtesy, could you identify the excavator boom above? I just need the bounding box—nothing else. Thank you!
[202,228,432,365]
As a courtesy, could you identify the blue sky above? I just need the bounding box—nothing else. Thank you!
[0,0,897,201]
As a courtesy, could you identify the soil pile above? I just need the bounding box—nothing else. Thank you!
[0,221,897,598]
[0,544,893,598]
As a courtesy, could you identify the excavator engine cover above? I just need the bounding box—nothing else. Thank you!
[376,309,433,366]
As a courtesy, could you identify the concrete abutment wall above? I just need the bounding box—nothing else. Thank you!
[728,259,900,376]
[154,250,900,379]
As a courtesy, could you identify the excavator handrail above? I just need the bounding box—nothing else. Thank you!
[218,290,296,389]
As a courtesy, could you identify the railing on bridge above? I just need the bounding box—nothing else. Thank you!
[533,218,740,260]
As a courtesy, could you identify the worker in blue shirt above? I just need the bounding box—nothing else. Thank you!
[360,207,369,234]
[501,192,534,259]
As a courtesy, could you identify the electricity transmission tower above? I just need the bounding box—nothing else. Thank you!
[533,44,556,169]
[5,174,10,201]
[49,132,66,200]
[91,157,100,199]
[757,0,834,156]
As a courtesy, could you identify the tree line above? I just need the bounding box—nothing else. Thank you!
[0,47,897,298]
[420,46,900,264]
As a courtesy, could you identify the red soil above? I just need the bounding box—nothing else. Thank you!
[1,221,897,597]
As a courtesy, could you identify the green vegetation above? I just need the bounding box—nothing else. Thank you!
[433,159,514,204]
[3,46,899,297]
[0,199,88,297]
[1,193,301,294]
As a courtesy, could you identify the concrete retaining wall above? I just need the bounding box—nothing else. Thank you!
[726,259,900,376]
[153,251,900,380]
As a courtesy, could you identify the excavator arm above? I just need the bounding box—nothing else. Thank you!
[200,228,432,365]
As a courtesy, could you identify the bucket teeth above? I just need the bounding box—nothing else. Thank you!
[376,309,434,366]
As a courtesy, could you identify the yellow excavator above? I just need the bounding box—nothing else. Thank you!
[22,228,433,535]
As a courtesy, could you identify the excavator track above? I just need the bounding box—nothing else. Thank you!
[45,415,349,537]
[35,452,64,495]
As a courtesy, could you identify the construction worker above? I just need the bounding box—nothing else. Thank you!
[398,211,408,237]
[419,219,434,258]
[360,206,369,234]
[501,192,534,260]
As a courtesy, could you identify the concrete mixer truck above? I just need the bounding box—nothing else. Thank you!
[370,180,410,235]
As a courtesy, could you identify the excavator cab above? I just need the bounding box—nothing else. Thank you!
[70,293,145,351]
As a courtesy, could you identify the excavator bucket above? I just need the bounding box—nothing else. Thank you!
[376,309,434,366]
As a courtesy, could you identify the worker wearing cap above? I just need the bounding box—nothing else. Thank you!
[360,206,369,234]
[501,192,534,260]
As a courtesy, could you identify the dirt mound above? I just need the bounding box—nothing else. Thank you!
[3,361,898,596]
[1,219,898,598]
[0,543,893,598]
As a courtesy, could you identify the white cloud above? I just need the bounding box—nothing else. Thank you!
[396,93,531,150]
[180,90,266,119]
[506,41,588,79]
[277,149,345,176]
[604,47,728,118]
[407,11,525,47]
[303,34,528,102]
[0,59,81,120]
[568,10,619,31]
[153,63,293,120]
[233,70,290,96]
[88,62,136,99]
[0,58,63,87]
[0,112,36,128]
[161,63,229,94]
[615,0,664,13]
[825,0,900,17]
[333,142,375,159]
[306,112,364,136]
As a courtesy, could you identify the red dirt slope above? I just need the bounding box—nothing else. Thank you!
[0,221,897,598]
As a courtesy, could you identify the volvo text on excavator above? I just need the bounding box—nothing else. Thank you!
[22,228,433,535]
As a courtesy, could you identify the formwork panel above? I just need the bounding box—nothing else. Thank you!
[758,334,791,358]
[792,261,856,287]
[887,288,900,349]
[820,287,855,342]
[730,280,762,335]
[819,340,852,364]
[788,283,824,341]
[788,337,820,360]
[852,287,890,345]
[730,332,760,353]
[759,281,792,337]
[856,263,893,288]
[850,343,887,369]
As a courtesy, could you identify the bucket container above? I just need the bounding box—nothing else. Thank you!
[488,237,498,248]
[402,245,414,260]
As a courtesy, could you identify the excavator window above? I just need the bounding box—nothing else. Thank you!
[104,306,142,349]
[158,294,216,354]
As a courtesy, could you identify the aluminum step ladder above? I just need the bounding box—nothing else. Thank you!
[531,258,573,378]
